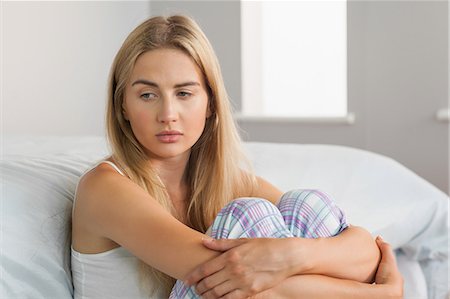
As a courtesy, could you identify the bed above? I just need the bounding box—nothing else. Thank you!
[1,136,448,298]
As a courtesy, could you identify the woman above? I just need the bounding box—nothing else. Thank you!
[71,15,403,299]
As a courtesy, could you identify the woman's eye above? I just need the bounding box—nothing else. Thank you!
[140,93,156,101]
[177,91,191,98]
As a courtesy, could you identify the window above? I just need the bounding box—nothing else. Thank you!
[241,0,350,121]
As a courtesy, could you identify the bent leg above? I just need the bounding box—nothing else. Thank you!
[277,189,348,238]
[208,197,293,239]
[169,198,293,298]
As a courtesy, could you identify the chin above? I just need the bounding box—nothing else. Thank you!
[144,145,191,160]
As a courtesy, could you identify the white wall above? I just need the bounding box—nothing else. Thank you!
[2,1,448,194]
[150,1,449,194]
[2,1,150,136]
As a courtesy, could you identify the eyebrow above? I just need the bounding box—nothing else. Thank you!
[131,79,200,89]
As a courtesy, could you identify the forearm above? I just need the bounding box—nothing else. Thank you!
[256,274,392,299]
[288,226,381,282]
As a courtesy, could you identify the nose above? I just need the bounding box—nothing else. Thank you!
[157,98,178,124]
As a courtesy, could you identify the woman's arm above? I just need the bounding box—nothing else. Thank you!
[74,168,220,281]
[196,237,403,299]
[186,236,378,297]
[288,225,380,282]
[252,236,403,299]
[195,228,380,285]
[253,274,398,299]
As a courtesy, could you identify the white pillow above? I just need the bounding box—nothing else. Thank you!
[244,142,448,255]
[1,136,109,298]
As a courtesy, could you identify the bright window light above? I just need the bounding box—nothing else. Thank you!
[241,0,348,118]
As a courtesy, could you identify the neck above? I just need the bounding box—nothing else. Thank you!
[150,156,189,199]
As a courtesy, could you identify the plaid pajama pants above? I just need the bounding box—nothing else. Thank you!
[169,189,349,298]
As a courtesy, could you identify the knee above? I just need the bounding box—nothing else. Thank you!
[220,197,279,219]
[278,189,348,237]
[278,189,337,210]
[211,197,290,238]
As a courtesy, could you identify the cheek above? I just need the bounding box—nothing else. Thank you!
[191,102,209,129]
[182,106,208,140]
[130,110,154,133]
[136,110,152,122]
[193,116,207,132]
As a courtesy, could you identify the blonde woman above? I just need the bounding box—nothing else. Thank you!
[71,15,403,299]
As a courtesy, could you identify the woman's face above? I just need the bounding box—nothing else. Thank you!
[122,48,210,162]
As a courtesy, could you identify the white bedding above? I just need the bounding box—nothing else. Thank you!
[1,136,448,299]
[244,142,449,299]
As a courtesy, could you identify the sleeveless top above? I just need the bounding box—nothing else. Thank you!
[71,161,164,299]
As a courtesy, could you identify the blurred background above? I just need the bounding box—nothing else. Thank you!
[2,0,449,194]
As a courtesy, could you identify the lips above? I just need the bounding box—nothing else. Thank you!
[156,130,183,143]
[156,130,183,136]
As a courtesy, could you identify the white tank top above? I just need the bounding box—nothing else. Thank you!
[71,161,164,299]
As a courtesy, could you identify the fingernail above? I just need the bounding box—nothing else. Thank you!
[202,237,213,242]
[376,235,384,242]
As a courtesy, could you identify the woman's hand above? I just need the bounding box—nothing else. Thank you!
[374,236,404,298]
[184,238,295,299]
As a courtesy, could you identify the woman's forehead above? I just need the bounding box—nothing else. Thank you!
[130,48,205,87]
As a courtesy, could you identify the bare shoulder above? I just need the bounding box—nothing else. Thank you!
[76,162,123,194]
[72,162,139,251]
[72,162,217,280]
[75,162,128,211]
[73,162,153,237]
[245,173,283,205]
[76,162,134,204]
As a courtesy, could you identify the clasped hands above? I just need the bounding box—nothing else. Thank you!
[184,236,403,299]
[184,237,292,299]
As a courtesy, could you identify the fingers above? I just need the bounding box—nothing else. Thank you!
[200,280,234,299]
[375,236,397,266]
[375,236,404,297]
[185,255,226,286]
[203,238,247,252]
[195,270,230,295]
[186,238,248,287]
[220,289,248,299]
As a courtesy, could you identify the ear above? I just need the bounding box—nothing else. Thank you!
[206,107,212,119]
[122,103,129,121]
[206,97,213,119]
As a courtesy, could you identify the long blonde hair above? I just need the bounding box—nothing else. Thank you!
[106,15,256,296]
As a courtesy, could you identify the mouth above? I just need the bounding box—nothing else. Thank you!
[155,130,183,143]
[156,130,183,137]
